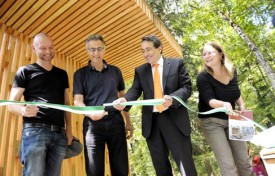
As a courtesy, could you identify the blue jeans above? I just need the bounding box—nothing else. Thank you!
[20,127,67,176]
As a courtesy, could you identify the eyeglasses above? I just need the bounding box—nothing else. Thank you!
[87,47,104,53]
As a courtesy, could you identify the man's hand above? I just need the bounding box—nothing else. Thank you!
[113,98,127,111]
[163,95,173,108]
[125,122,134,139]
[85,111,108,121]
[66,129,73,145]
[22,105,39,117]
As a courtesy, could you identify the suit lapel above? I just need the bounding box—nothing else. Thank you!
[162,58,171,91]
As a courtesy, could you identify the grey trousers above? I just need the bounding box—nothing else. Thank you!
[199,117,252,176]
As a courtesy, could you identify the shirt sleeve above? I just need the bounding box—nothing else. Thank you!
[116,67,125,92]
[13,66,26,88]
[73,69,84,95]
[196,72,215,105]
[63,70,69,89]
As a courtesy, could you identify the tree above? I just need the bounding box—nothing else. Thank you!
[138,0,275,174]
[215,10,275,90]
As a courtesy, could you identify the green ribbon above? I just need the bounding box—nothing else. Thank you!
[1,96,227,115]
[104,96,266,131]
[0,100,104,115]
[104,95,228,115]
[171,96,228,114]
[103,99,166,107]
[0,97,266,131]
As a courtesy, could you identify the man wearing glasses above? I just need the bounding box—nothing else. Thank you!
[73,34,133,176]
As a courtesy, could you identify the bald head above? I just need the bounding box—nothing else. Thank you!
[32,33,55,62]
[33,33,53,47]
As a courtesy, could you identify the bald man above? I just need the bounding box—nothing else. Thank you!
[8,33,73,176]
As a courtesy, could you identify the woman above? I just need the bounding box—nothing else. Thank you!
[196,42,252,176]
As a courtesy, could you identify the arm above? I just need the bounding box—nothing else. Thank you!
[74,94,106,121]
[64,88,73,145]
[236,96,245,113]
[118,90,133,139]
[8,87,39,117]
[169,60,192,108]
[209,99,233,112]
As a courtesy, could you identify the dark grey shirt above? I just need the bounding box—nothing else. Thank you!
[73,60,125,112]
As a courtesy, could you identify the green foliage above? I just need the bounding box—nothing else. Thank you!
[127,0,274,174]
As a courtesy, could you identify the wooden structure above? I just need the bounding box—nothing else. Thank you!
[0,0,182,175]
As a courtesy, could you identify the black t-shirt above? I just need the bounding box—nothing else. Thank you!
[73,60,125,112]
[196,70,241,119]
[13,63,69,127]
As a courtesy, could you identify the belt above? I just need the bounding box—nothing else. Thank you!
[23,123,64,132]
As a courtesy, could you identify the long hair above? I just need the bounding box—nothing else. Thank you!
[202,42,234,79]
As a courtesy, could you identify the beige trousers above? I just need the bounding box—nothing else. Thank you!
[199,117,252,176]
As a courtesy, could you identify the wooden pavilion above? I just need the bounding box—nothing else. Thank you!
[0,0,182,175]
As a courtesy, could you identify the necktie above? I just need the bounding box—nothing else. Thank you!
[153,64,164,112]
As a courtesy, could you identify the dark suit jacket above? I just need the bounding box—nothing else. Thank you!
[125,58,192,138]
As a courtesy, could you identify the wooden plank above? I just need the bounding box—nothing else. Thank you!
[105,23,150,58]
[105,26,156,62]
[66,9,142,58]
[12,0,47,30]
[15,111,22,176]
[66,13,149,61]
[66,7,142,57]
[57,1,133,53]
[30,48,36,64]
[0,0,6,7]
[49,0,100,40]
[11,34,22,73]
[0,0,15,18]
[5,113,17,176]
[43,0,89,34]
[6,0,36,27]
[0,24,5,49]
[1,107,11,176]
[0,34,14,167]
[29,0,78,37]
[53,0,111,45]
[63,4,136,55]
[108,35,176,65]
[0,0,26,24]
[18,0,57,33]
[0,27,8,71]
[101,8,143,39]
[18,35,29,68]
[0,25,6,149]
[107,31,178,61]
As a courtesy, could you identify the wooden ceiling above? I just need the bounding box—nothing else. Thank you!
[0,0,182,80]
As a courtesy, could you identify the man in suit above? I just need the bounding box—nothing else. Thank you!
[114,35,197,176]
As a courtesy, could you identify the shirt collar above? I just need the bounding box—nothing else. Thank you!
[151,56,163,67]
[88,60,108,71]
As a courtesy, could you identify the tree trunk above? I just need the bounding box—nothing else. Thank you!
[216,10,275,90]
[204,159,214,176]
